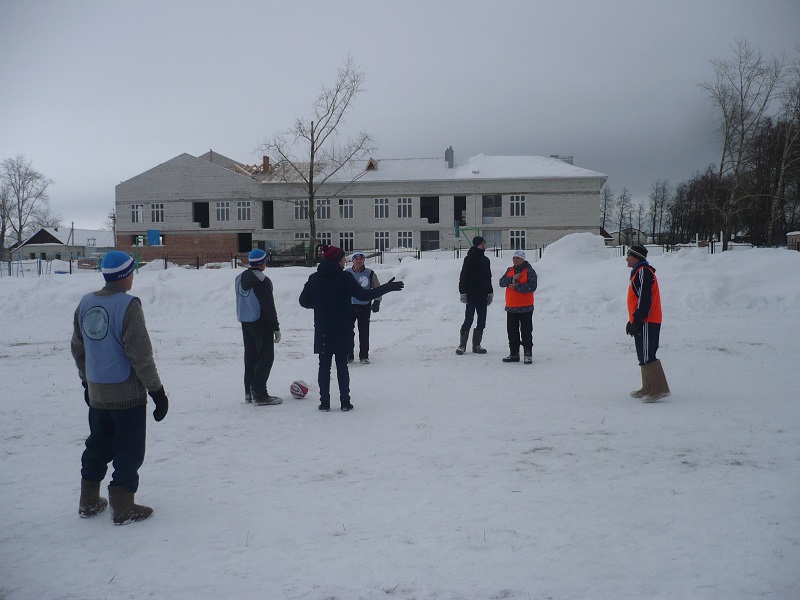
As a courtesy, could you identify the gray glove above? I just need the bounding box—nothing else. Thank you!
[274,331,281,343]
[460,293,468,304]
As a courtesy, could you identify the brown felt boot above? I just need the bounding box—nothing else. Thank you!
[642,360,671,403]
[78,479,108,518]
[109,486,153,525]
[630,366,652,398]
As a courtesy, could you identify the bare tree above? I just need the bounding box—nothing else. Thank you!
[0,183,10,259]
[768,45,800,245]
[259,56,376,264]
[648,180,671,243]
[615,187,633,245]
[30,204,62,230]
[600,184,614,231]
[700,39,783,249]
[1,155,54,245]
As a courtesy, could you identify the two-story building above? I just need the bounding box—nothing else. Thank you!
[114,148,607,263]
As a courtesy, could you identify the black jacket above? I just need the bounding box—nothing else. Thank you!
[458,246,493,302]
[239,268,280,331]
[299,260,391,354]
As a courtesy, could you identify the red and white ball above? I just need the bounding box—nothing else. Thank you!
[289,380,309,399]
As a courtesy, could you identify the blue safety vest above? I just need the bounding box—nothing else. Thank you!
[78,292,136,384]
[347,267,374,305]
[235,272,262,322]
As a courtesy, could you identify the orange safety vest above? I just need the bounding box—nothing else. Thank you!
[627,264,662,323]
[504,266,534,308]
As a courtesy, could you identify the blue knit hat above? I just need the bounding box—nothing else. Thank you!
[101,251,135,282]
[248,248,267,267]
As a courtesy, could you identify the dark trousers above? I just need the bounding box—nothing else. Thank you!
[506,311,533,354]
[318,351,350,408]
[350,304,372,359]
[242,322,275,396]
[81,405,147,493]
[460,300,487,332]
[634,321,661,365]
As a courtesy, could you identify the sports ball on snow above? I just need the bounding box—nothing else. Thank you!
[290,380,309,399]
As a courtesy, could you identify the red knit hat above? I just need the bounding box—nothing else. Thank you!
[322,245,345,262]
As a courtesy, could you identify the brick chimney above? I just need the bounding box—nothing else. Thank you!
[445,146,454,168]
[262,156,270,172]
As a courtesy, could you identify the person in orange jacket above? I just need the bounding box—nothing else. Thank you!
[498,250,538,364]
[625,245,670,402]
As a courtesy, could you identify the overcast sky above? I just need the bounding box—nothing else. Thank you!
[2,0,799,231]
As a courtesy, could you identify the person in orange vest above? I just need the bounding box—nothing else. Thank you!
[498,250,538,364]
[625,245,670,402]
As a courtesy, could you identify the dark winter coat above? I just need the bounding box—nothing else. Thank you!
[458,246,493,302]
[299,260,391,354]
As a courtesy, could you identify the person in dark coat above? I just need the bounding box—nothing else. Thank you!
[456,236,494,354]
[299,245,404,411]
[235,248,281,406]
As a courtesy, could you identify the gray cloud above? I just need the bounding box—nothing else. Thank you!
[2,0,798,229]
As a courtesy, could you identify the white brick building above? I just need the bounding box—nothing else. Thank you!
[115,148,606,261]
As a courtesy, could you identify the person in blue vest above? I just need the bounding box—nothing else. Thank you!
[299,245,404,412]
[71,250,168,525]
[235,248,282,406]
[346,251,382,364]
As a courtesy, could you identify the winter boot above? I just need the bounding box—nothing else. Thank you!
[108,486,153,525]
[502,354,520,363]
[642,360,671,402]
[455,329,469,355]
[244,392,252,404]
[78,479,108,518]
[472,329,487,354]
[523,347,532,365]
[629,366,652,398]
[251,388,282,406]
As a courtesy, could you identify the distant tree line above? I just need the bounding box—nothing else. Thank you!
[604,39,800,249]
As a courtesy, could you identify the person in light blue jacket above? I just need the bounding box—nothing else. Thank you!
[346,251,382,364]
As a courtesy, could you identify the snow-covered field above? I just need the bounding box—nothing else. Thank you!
[1,233,798,599]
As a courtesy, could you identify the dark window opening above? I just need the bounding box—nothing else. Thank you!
[420,230,440,250]
[454,195,466,227]
[420,196,440,224]
[262,201,274,229]
[482,195,502,224]
[193,202,210,228]
[238,233,252,253]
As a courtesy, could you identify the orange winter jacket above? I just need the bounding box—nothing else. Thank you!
[627,263,662,323]
[504,266,534,309]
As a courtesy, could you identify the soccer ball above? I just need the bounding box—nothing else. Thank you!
[290,380,309,399]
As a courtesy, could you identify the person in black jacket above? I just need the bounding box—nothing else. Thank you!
[299,245,404,412]
[456,236,493,354]
[235,248,281,406]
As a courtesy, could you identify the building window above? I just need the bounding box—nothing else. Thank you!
[87,238,96,247]
[316,199,331,220]
[420,196,440,223]
[374,198,389,219]
[339,232,354,251]
[420,230,439,251]
[339,198,353,219]
[294,200,309,220]
[510,230,526,250]
[374,231,390,251]
[510,195,526,217]
[131,204,143,224]
[398,197,413,218]
[151,203,164,223]
[317,231,331,246]
[237,201,251,221]
[397,231,413,248]
[483,230,502,248]
[294,232,310,241]
[482,195,501,224]
[216,201,230,222]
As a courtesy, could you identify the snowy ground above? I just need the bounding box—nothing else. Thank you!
[1,233,799,599]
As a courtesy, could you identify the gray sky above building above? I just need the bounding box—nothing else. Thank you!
[2,0,798,230]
